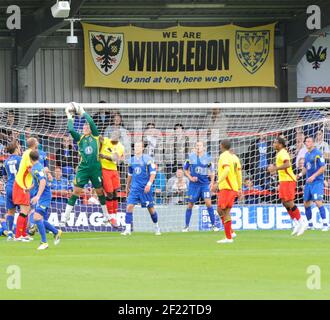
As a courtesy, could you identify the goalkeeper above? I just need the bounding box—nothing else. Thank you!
[61,103,108,224]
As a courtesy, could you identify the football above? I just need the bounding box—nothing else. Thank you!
[65,103,76,116]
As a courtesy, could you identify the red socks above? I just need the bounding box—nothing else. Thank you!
[15,214,27,238]
[224,220,232,239]
[221,216,234,235]
[113,200,118,213]
[106,201,114,215]
[287,206,301,221]
[290,206,301,221]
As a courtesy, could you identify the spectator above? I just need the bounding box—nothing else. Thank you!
[33,108,57,132]
[165,123,188,177]
[143,122,163,163]
[0,161,4,176]
[51,167,73,203]
[19,125,32,150]
[283,118,304,149]
[242,177,262,205]
[104,112,130,157]
[244,132,275,188]
[0,110,17,141]
[87,189,100,205]
[300,96,324,137]
[153,164,167,204]
[92,101,112,135]
[288,131,307,170]
[167,168,189,204]
[56,136,79,177]
[315,130,330,161]
[9,130,20,144]
[324,115,330,144]
[0,142,5,155]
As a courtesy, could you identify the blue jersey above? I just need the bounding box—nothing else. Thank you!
[4,155,22,188]
[31,162,52,207]
[304,148,325,183]
[128,154,156,190]
[38,150,49,168]
[52,177,72,191]
[183,152,214,185]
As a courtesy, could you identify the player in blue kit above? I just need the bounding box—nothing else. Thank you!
[298,137,328,231]
[3,142,22,240]
[0,217,8,237]
[29,150,62,250]
[123,141,161,236]
[28,148,53,234]
[182,141,218,232]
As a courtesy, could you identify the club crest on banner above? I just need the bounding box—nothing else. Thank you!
[306,46,327,70]
[89,31,124,75]
[235,30,270,74]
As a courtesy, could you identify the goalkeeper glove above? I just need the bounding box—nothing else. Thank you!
[65,105,73,120]
[71,102,85,117]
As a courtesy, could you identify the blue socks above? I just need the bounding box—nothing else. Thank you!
[185,208,192,227]
[6,215,14,232]
[207,206,215,225]
[319,206,326,220]
[305,206,312,221]
[125,212,133,225]
[306,206,328,226]
[35,219,47,243]
[44,220,58,235]
[0,221,7,236]
[150,211,158,223]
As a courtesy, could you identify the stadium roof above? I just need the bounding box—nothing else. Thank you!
[1,0,329,68]
[0,0,329,31]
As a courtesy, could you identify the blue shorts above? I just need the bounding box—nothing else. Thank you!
[5,185,17,210]
[304,181,324,202]
[187,183,211,203]
[34,202,50,219]
[127,189,154,208]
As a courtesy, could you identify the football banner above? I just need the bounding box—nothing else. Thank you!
[297,30,330,99]
[199,205,330,231]
[82,23,276,90]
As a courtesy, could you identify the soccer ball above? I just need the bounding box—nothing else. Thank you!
[70,102,84,116]
[65,103,76,117]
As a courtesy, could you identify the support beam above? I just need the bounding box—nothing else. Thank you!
[16,0,87,68]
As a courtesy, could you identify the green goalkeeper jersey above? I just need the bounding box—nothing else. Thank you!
[68,113,101,170]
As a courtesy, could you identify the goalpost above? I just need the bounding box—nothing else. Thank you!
[0,103,329,232]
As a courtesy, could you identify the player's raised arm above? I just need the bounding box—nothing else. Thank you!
[73,103,99,137]
[83,112,99,137]
[66,105,81,142]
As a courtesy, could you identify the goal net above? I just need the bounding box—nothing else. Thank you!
[0,103,329,232]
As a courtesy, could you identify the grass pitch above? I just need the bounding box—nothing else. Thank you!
[1,230,330,300]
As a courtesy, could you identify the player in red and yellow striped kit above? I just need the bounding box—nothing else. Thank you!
[214,140,241,244]
[99,131,125,227]
[268,137,307,236]
[13,137,39,240]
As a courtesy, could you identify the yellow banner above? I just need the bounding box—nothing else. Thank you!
[82,23,275,90]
